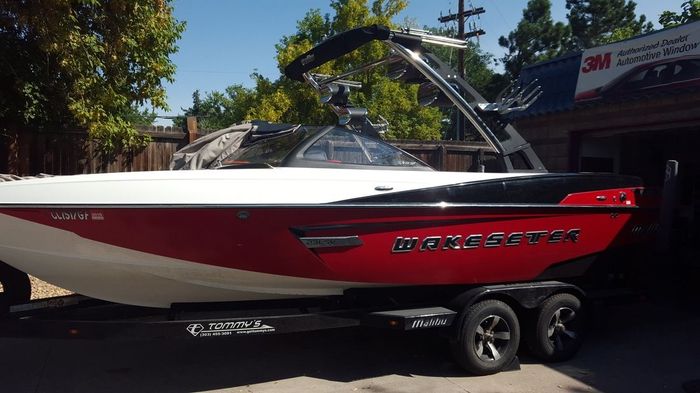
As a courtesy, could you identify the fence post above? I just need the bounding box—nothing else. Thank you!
[186,116,198,143]
[5,128,19,175]
[438,143,447,171]
[18,131,32,176]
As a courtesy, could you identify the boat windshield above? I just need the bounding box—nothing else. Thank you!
[221,127,317,167]
[220,127,431,170]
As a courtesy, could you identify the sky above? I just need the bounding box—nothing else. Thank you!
[158,0,683,124]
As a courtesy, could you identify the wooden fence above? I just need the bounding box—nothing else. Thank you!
[391,140,494,172]
[0,127,493,176]
[1,126,191,175]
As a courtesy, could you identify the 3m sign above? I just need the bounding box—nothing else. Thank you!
[574,21,700,102]
[581,52,612,73]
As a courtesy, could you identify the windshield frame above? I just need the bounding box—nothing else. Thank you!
[282,126,434,171]
[217,125,434,171]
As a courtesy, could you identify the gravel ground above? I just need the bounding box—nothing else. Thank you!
[0,276,72,299]
[29,276,73,299]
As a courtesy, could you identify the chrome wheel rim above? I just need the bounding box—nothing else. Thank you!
[547,307,578,351]
[474,314,511,362]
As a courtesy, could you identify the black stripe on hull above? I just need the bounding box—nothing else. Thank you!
[339,173,642,204]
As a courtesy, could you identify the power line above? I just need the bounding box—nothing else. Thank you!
[438,6,485,23]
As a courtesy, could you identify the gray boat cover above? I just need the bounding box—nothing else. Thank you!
[169,121,300,170]
[0,173,53,182]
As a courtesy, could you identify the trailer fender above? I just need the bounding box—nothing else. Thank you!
[448,281,585,312]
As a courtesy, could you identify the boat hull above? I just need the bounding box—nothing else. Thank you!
[0,169,649,308]
[0,203,637,308]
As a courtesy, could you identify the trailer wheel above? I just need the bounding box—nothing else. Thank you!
[526,293,583,362]
[450,299,520,375]
[0,262,31,309]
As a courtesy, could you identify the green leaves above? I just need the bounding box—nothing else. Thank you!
[0,0,184,154]
[566,0,653,49]
[19,83,48,123]
[182,0,447,140]
[499,0,571,79]
[659,1,700,28]
[272,0,438,139]
[89,115,151,156]
[363,80,441,140]
[500,0,655,78]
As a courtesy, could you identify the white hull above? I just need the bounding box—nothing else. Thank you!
[0,168,531,205]
[0,168,539,308]
[0,213,373,308]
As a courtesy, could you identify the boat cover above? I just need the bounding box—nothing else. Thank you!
[169,121,300,170]
[0,174,53,182]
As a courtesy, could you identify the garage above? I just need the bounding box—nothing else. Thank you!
[513,21,700,287]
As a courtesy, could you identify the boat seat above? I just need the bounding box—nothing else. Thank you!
[303,147,328,161]
[303,140,335,161]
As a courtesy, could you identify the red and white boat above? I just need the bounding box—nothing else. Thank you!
[0,26,649,308]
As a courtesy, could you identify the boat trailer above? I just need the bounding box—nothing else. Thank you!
[0,277,586,375]
[0,294,460,340]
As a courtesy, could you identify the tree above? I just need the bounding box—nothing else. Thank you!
[566,0,653,49]
[123,105,157,127]
[0,0,185,154]
[498,0,571,79]
[599,26,640,44]
[272,0,424,133]
[659,1,700,28]
[176,75,274,130]
[181,0,446,140]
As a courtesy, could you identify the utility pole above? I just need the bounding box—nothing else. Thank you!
[458,0,465,82]
[438,2,485,140]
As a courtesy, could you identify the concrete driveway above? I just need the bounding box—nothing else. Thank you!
[1,297,698,393]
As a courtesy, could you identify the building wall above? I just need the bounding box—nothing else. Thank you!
[513,91,700,177]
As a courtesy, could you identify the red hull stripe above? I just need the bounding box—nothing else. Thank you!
[0,205,635,285]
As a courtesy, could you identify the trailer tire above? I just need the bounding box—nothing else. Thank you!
[450,299,520,375]
[0,262,31,308]
[526,293,583,362]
